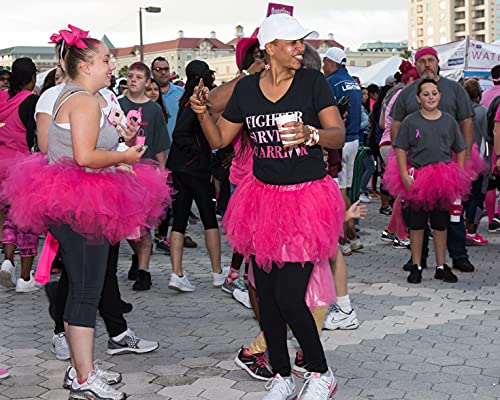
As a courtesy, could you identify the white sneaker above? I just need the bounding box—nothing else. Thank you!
[212,266,229,287]
[15,271,39,293]
[338,242,352,256]
[350,237,363,252]
[51,333,70,361]
[298,367,337,399]
[323,304,359,330]
[63,363,122,389]
[168,273,195,292]
[359,193,372,203]
[0,260,16,289]
[233,288,252,309]
[263,374,297,400]
[69,370,125,400]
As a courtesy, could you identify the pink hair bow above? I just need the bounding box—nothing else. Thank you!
[48,24,89,48]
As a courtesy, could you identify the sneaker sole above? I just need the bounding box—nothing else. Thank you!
[324,320,360,330]
[15,286,39,293]
[0,371,9,379]
[221,285,234,295]
[351,245,363,252]
[168,284,195,292]
[381,237,395,243]
[51,347,71,361]
[292,364,307,374]
[0,271,15,289]
[234,356,272,381]
[68,390,127,400]
[106,342,159,356]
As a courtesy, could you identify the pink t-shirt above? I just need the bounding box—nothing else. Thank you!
[379,89,402,147]
[481,85,500,108]
[229,130,253,186]
[0,89,32,161]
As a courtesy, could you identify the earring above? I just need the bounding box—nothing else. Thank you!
[265,64,271,70]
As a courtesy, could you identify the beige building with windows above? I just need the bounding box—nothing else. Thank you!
[409,0,500,49]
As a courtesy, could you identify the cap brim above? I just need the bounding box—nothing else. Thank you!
[259,29,319,50]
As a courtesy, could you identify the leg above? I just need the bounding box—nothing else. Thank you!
[252,258,290,376]
[170,172,194,277]
[128,232,152,272]
[360,153,375,195]
[49,225,109,381]
[433,229,447,267]
[273,262,327,373]
[410,230,424,267]
[204,229,222,274]
[98,244,127,338]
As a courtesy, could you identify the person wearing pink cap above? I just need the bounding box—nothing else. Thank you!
[390,46,476,275]
[191,12,344,400]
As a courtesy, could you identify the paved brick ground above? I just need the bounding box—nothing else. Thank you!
[0,201,499,399]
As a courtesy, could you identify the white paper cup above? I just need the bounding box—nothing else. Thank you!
[275,114,298,132]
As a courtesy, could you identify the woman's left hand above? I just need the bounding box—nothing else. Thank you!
[279,122,311,148]
[116,164,136,175]
[345,200,367,221]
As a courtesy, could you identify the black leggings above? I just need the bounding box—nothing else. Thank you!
[49,225,110,329]
[53,243,127,337]
[253,257,328,376]
[171,171,218,234]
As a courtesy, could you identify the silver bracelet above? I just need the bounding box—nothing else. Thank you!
[241,69,250,76]
[305,125,320,146]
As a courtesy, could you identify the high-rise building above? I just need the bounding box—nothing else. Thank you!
[408,0,500,49]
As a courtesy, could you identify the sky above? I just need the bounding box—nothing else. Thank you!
[1,0,408,50]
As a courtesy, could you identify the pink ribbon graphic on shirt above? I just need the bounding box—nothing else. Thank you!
[416,129,421,139]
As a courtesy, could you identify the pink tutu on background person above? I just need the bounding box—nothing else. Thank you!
[0,153,172,244]
[223,174,345,272]
[462,143,489,181]
[384,156,471,211]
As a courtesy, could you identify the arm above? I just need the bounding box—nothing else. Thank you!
[395,147,413,189]
[35,113,50,154]
[68,95,144,168]
[155,151,167,168]
[18,94,38,151]
[207,60,265,120]
[456,149,466,169]
[390,120,401,144]
[379,108,386,131]
[459,117,474,157]
[316,106,345,149]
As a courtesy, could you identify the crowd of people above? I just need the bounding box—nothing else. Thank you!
[0,13,498,400]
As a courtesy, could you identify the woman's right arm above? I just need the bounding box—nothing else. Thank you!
[191,87,242,149]
[69,95,145,168]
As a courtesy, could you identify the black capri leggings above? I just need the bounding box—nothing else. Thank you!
[49,224,109,328]
[171,171,219,234]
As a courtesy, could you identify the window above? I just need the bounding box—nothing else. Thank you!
[427,26,434,35]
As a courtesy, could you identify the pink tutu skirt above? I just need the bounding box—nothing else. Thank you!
[222,174,345,272]
[461,144,489,181]
[0,153,173,244]
[384,157,471,211]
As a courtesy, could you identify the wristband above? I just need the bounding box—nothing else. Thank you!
[305,125,320,146]
[241,70,250,76]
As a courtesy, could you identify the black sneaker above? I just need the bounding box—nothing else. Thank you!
[379,206,392,216]
[494,213,500,225]
[452,258,475,273]
[234,347,273,381]
[120,299,133,314]
[381,230,396,243]
[156,240,170,254]
[292,351,308,374]
[128,254,138,281]
[435,265,458,283]
[403,257,427,271]
[489,221,500,233]
[183,235,198,248]
[133,269,152,291]
[407,264,422,284]
[44,281,58,322]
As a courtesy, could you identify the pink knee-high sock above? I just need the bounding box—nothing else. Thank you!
[486,189,497,224]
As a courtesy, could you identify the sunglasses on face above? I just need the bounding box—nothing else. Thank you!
[0,77,8,81]
[153,67,170,73]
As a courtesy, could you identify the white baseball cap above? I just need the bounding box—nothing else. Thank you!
[257,14,319,50]
[324,47,347,65]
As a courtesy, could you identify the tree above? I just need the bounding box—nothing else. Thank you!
[118,65,129,78]
[400,49,412,60]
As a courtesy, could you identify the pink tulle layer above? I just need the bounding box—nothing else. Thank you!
[223,175,345,272]
[247,258,336,309]
[384,157,471,210]
[461,144,489,181]
[0,153,173,244]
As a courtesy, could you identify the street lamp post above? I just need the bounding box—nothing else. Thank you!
[139,6,161,62]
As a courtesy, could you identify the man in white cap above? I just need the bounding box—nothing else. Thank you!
[323,47,363,256]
